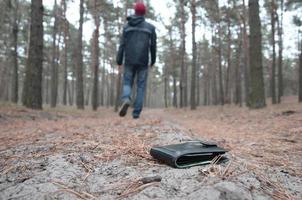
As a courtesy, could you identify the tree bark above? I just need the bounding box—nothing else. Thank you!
[190,0,197,110]
[10,0,19,103]
[100,54,105,106]
[299,36,302,102]
[76,0,84,109]
[217,1,224,106]
[0,0,10,101]
[164,64,168,108]
[172,76,178,108]
[106,71,110,107]
[110,64,115,107]
[115,59,122,110]
[179,0,187,108]
[45,62,49,104]
[62,0,68,106]
[67,81,72,105]
[196,47,201,106]
[212,68,218,105]
[242,0,250,106]
[248,0,266,108]
[203,65,209,106]
[225,11,232,104]
[22,0,43,109]
[85,81,90,106]
[277,0,284,103]
[70,50,76,106]
[210,29,218,105]
[270,0,277,104]
[50,0,58,108]
[91,0,100,111]
[91,25,99,110]
[235,31,243,106]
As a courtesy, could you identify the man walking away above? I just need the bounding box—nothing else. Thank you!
[116,2,157,119]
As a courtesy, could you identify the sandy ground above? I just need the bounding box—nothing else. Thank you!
[0,100,301,200]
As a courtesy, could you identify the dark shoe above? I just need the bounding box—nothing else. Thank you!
[133,115,140,119]
[119,101,130,117]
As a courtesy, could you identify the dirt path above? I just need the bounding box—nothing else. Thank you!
[0,104,301,200]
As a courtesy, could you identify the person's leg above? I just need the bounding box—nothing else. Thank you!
[119,65,135,117]
[133,66,148,118]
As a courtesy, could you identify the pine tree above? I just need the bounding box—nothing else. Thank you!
[277,0,284,103]
[22,0,43,109]
[270,0,277,104]
[62,0,68,106]
[10,0,19,103]
[76,0,84,109]
[248,0,266,108]
[179,0,187,108]
[90,0,100,111]
[50,0,59,108]
[190,0,197,110]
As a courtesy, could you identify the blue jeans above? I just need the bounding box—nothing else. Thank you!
[121,65,148,118]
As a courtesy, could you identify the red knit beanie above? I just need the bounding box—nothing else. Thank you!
[134,2,146,16]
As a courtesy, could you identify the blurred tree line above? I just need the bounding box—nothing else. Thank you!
[0,0,301,110]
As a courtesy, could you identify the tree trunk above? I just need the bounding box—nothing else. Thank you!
[242,0,250,106]
[0,0,10,101]
[235,31,243,106]
[211,30,218,105]
[100,55,105,106]
[271,0,277,104]
[225,12,232,104]
[167,26,174,108]
[212,69,218,105]
[217,3,224,106]
[76,0,84,109]
[248,0,266,108]
[115,67,122,111]
[277,0,284,104]
[5,79,10,101]
[164,64,168,108]
[173,75,178,108]
[85,82,90,106]
[69,45,77,106]
[110,65,115,107]
[22,0,43,109]
[10,0,19,103]
[196,71,200,106]
[190,0,197,110]
[147,72,152,107]
[62,0,68,106]
[203,65,209,106]
[45,63,50,104]
[196,50,201,106]
[71,64,75,106]
[67,81,72,105]
[91,1,100,111]
[0,62,8,101]
[179,0,187,108]
[50,0,58,108]
[299,36,302,102]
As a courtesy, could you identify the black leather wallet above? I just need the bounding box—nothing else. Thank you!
[150,141,227,168]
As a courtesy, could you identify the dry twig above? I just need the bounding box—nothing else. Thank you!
[254,171,295,200]
[118,182,160,199]
[0,166,15,175]
[52,181,96,200]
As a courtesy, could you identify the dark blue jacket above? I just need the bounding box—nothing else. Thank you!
[116,15,157,67]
